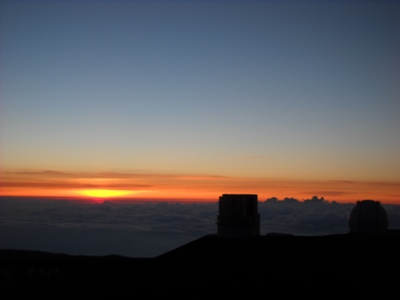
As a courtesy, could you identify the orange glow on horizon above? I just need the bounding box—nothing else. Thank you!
[0,170,399,204]
[77,189,137,199]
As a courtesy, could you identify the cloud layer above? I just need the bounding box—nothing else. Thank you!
[1,197,399,257]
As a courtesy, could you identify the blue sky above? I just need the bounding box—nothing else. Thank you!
[0,1,399,202]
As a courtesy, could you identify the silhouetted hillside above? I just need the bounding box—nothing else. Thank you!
[1,232,400,298]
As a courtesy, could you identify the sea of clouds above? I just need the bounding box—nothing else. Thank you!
[1,196,399,257]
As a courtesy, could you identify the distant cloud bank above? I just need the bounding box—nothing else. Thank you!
[1,197,399,257]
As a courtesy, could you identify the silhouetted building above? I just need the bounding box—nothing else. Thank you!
[217,194,260,238]
[348,200,388,233]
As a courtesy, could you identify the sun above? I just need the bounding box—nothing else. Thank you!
[78,189,133,198]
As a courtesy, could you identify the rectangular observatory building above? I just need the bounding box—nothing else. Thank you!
[217,194,260,238]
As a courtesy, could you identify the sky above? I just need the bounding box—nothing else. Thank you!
[0,0,399,203]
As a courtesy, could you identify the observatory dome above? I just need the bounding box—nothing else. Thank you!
[348,200,388,233]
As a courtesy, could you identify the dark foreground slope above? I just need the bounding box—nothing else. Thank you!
[1,232,400,298]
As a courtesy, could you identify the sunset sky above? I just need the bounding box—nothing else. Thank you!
[1,0,399,203]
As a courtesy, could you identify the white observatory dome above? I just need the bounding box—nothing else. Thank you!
[348,200,388,233]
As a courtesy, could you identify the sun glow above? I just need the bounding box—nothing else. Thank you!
[78,189,134,198]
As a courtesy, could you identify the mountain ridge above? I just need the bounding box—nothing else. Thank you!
[1,232,400,298]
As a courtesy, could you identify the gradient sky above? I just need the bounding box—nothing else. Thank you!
[1,0,399,203]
